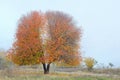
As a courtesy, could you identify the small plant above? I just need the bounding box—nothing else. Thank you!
[84,57,96,71]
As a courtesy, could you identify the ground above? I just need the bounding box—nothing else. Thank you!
[0,67,120,80]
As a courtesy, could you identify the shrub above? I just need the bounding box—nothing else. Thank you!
[84,57,96,71]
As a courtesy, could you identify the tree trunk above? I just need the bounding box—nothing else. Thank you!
[43,63,47,74]
[46,64,50,74]
[42,63,50,74]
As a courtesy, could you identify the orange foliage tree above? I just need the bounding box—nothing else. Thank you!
[7,11,82,74]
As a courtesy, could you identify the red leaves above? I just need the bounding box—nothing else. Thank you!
[7,11,82,66]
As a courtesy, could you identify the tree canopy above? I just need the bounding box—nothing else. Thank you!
[7,11,82,74]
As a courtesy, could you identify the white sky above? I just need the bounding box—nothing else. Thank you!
[0,0,120,67]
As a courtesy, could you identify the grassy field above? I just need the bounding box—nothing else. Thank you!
[0,68,120,80]
[0,76,119,80]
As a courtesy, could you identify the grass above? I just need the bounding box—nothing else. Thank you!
[0,75,119,80]
[0,68,120,80]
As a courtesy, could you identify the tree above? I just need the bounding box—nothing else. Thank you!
[84,57,96,71]
[108,62,114,68]
[7,11,82,74]
[0,49,13,69]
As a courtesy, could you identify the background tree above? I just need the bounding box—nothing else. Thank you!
[84,57,97,71]
[0,49,12,69]
[7,11,82,74]
[108,62,114,68]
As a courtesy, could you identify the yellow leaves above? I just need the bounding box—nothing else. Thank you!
[84,57,96,70]
[62,45,71,51]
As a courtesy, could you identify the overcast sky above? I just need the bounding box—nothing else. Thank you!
[0,0,120,67]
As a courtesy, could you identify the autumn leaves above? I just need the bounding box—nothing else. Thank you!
[7,11,82,74]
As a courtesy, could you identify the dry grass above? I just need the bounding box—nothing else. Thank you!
[0,67,120,80]
[92,68,120,75]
